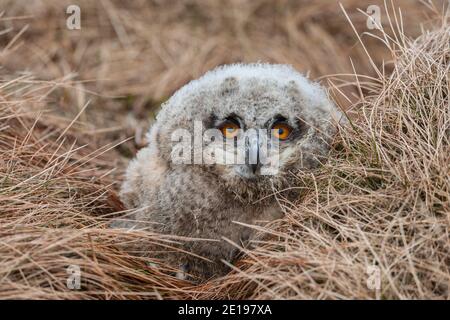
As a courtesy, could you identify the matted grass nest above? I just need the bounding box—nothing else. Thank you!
[0,1,448,299]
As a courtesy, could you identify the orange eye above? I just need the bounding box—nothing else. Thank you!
[272,122,292,140]
[219,121,240,139]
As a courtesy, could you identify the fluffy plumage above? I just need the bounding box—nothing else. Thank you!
[113,63,340,281]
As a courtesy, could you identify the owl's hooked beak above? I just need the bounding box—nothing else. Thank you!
[247,131,260,175]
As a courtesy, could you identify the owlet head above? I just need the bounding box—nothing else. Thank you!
[148,63,341,199]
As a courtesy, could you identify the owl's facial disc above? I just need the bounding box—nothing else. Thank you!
[155,65,339,201]
[208,114,300,180]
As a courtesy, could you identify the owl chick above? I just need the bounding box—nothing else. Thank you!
[114,63,340,282]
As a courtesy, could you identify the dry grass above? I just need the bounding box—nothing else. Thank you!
[0,83,194,299]
[0,0,448,299]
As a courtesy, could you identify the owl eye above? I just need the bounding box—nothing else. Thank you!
[271,122,293,140]
[219,121,240,139]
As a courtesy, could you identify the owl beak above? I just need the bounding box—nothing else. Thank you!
[247,132,260,175]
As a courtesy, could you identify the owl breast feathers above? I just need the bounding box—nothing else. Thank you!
[114,63,341,282]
